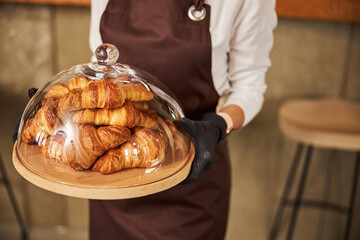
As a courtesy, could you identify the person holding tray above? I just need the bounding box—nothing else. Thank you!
[88,0,277,239]
[14,0,277,239]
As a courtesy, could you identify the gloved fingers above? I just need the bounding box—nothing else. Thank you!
[13,88,38,144]
[182,160,212,184]
[203,158,213,172]
[28,88,38,98]
[179,114,221,184]
[181,170,199,184]
[181,148,213,184]
[182,160,203,184]
[12,111,23,144]
[180,117,199,138]
[197,152,213,172]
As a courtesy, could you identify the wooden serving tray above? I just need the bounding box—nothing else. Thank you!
[13,132,194,199]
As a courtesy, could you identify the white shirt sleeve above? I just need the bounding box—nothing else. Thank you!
[218,0,277,126]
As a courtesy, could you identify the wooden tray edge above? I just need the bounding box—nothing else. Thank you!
[12,142,195,199]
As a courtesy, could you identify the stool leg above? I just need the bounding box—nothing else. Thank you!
[286,146,313,240]
[0,155,28,240]
[344,152,360,240]
[269,143,305,240]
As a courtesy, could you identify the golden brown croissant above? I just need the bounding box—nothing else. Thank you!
[68,76,92,90]
[92,127,167,174]
[40,125,131,170]
[72,102,159,129]
[58,80,154,111]
[132,101,150,111]
[39,132,67,162]
[21,98,63,144]
[44,83,70,99]
[43,77,91,100]
[121,82,154,102]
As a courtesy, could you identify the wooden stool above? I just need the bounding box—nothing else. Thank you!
[269,98,360,240]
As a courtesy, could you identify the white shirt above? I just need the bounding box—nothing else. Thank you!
[89,0,277,126]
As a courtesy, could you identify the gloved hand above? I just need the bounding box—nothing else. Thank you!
[180,112,227,184]
[12,88,38,143]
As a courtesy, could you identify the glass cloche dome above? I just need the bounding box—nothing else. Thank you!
[14,44,193,199]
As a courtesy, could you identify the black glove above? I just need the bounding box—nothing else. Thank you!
[180,112,227,184]
[12,88,38,143]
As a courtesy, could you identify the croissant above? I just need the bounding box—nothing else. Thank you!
[121,82,154,102]
[58,80,154,111]
[40,125,131,170]
[132,101,150,111]
[130,101,161,122]
[68,76,93,90]
[44,83,70,99]
[39,132,67,162]
[43,76,93,100]
[72,102,159,129]
[92,127,167,174]
[21,98,63,144]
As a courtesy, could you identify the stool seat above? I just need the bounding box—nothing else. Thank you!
[279,98,360,151]
[270,97,360,240]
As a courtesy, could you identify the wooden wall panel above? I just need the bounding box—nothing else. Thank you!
[276,0,360,23]
[0,0,90,6]
[1,0,360,23]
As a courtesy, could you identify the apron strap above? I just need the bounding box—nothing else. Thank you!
[193,0,205,11]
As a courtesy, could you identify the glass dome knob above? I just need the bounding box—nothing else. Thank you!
[95,43,119,66]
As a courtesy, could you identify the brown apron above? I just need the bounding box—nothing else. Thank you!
[90,0,231,239]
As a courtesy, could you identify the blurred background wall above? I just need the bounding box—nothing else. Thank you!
[0,2,359,240]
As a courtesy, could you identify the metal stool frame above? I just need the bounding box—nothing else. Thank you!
[269,144,360,240]
[0,154,28,240]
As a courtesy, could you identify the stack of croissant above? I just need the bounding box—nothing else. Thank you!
[20,76,176,174]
